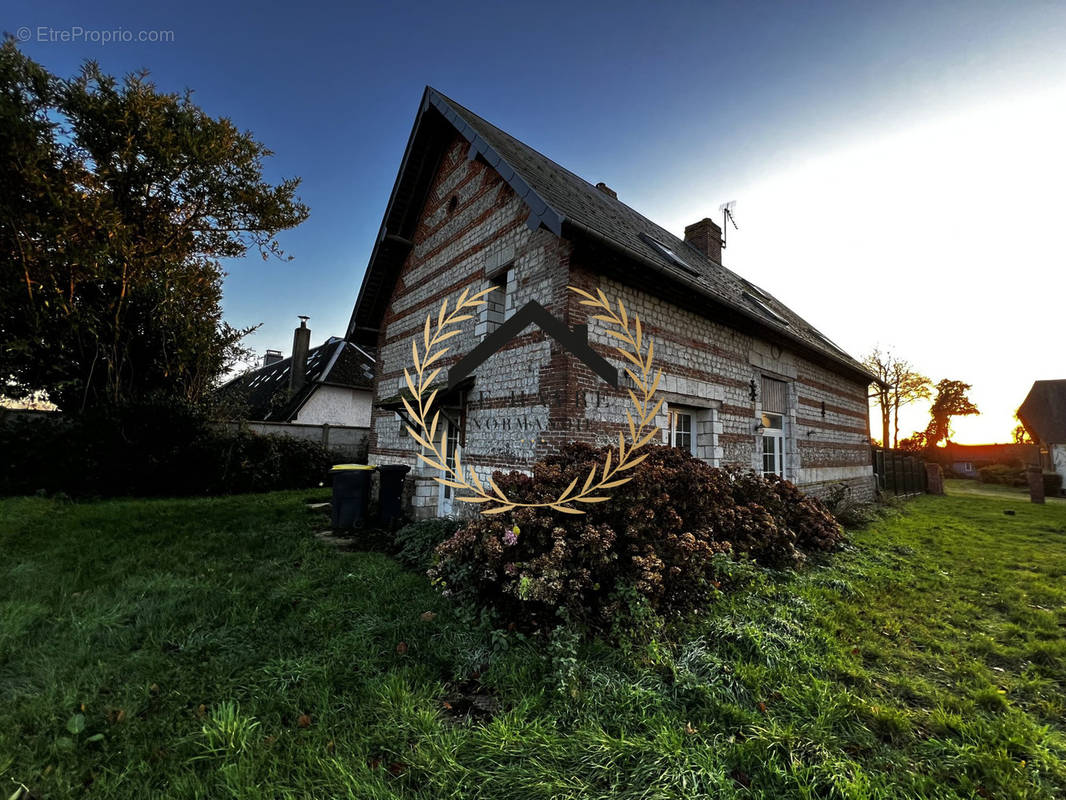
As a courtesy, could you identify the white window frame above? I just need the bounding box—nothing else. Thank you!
[437,414,462,516]
[761,412,786,478]
[669,408,697,456]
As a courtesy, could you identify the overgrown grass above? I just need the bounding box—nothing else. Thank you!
[1,486,1064,798]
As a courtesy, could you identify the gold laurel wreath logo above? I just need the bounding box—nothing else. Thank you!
[402,285,663,514]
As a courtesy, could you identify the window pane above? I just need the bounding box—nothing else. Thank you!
[672,411,693,452]
[762,436,779,476]
[761,413,783,430]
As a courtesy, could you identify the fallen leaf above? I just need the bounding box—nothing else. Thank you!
[757,702,767,714]
[388,761,408,776]
[732,769,751,789]
[297,714,312,728]
[684,722,698,735]
[396,642,408,655]
[149,683,160,696]
[326,739,335,754]
[196,704,206,719]
[420,611,437,622]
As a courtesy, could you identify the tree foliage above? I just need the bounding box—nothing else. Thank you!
[924,379,980,447]
[863,347,931,449]
[1,40,308,411]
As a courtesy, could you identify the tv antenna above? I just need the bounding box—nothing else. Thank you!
[719,201,738,249]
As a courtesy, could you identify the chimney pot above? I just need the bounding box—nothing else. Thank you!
[595,182,617,200]
[684,218,723,264]
[290,316,311,393]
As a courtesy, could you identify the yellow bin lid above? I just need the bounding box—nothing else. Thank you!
[329,464,376,472]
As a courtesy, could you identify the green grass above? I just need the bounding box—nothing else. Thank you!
[945,477,1066,504]
[1,486,1064,799]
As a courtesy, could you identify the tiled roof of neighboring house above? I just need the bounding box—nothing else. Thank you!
[347,87,876,384]
[1018,379,1066,444]
[940,442,1040,465]
[219,337,375,422]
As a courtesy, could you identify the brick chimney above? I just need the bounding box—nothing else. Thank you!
[289,316,310,392]
[595,182,617,200]
[684,218,723,264]
[263,349,283,367]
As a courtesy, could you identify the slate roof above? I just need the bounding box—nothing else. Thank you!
[1018,380,1066,444]
[219,337,375,422]
[347,87,875,384]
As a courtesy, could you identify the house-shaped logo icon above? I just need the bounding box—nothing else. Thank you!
[447,300,618,390]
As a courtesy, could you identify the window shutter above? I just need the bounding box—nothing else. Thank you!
[761,376,787,414]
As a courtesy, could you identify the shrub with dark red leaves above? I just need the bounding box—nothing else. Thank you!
[427,443,844,632]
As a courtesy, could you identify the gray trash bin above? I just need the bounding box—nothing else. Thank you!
[376,464,411,528]
[329,464,376,530]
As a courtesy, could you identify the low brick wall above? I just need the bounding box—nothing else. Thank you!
[222,421,370,462]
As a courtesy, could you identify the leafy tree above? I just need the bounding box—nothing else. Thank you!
[864,348,894,452]
[889,359,931,448]
[863,347,931,449]
[1013,423,1033,444]
[1,40,308,411]
[924,379,980,447]
[898,431,929,453]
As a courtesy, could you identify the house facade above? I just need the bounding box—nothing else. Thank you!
[220,319,375,428]
[348,89,876,518]
[1018,380,1066,493]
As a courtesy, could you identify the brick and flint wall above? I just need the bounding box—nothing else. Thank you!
[369,135,875,516]
[369,135,578,517]
[564,270,874,501]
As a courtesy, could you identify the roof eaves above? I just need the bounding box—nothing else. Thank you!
[318,340,345,384]
[426,90,565,236]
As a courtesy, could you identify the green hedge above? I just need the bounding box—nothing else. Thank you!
[0,400,341,497]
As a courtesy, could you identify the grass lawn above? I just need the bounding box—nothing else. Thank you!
[1,486,1064,799]
[944,478,1066,505]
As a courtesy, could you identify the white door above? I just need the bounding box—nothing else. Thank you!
[437,417,460,517]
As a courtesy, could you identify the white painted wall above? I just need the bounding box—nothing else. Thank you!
[295,385,373,427]
[1052,444,1066,494]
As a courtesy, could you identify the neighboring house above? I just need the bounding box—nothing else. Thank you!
[1018,380,1066,491]
[348,88,877,518]
[938,442,1039,477]
[220,319,375,427]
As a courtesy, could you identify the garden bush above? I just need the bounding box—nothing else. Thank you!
[392,517,464,571]
[0,399,341,497]
[977,463,1027,486]
[428,443,843,633]
[821,483,882,528]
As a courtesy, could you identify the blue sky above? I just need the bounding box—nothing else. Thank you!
[8,1,1066,441]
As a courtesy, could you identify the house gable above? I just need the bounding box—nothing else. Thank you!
[347,87,875,386]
